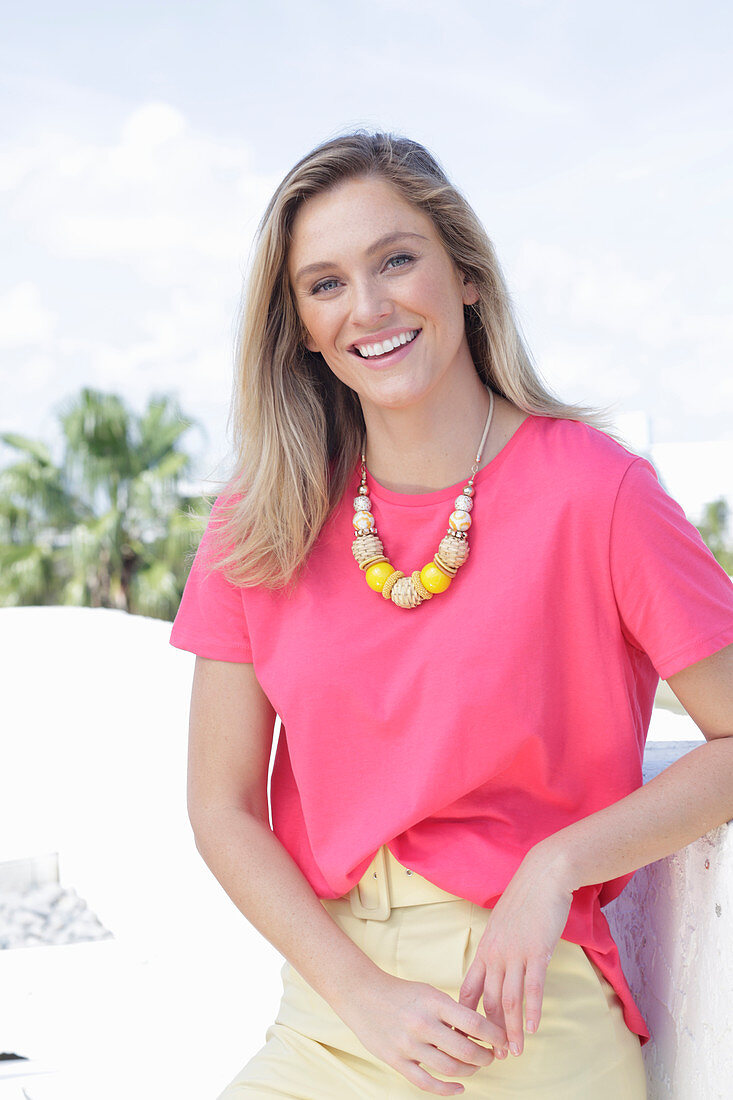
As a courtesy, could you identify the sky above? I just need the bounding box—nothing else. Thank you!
[2,0,732,511]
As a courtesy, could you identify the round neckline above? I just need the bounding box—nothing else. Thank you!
[361,413,540,507]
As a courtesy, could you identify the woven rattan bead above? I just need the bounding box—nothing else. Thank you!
[381,569,405,600]
[352,534,384,564]
[391,576,422,608]
[411,570,433,601]
[434,552,459,577]
[438,535,470,569]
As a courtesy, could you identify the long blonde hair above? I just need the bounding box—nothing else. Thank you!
[208,130,608,590]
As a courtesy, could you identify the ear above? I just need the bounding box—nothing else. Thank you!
[461,274,480,307]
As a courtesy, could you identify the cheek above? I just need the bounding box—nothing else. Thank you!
[298,303,342,350]
[412,268,464,322]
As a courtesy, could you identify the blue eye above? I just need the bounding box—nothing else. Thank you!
[386,253,414,269]
[309,253,414,295]
[311,277,339,295]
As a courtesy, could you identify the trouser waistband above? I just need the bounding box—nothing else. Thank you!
[343,844,465,921]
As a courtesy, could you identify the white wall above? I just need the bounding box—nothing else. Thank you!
[606,745,733,1100]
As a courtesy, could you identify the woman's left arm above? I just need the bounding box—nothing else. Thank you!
[459,643,733,1057]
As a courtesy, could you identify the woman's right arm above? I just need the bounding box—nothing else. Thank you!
[187,656,506,1095]
[187,655,376,1007]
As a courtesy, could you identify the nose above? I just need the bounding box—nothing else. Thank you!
[349,277,392,329]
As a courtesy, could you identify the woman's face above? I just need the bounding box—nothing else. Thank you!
[287,175,479,416]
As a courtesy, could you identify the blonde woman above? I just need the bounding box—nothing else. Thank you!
[170,131,733,1099]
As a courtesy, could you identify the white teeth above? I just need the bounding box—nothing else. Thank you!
[355,329,419,358]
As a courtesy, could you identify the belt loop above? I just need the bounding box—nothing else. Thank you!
[348,845,391,920]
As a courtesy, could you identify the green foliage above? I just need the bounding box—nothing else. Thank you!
[696,498,733,575]
[0,388,212,620]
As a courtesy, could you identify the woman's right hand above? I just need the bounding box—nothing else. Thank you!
[334,966,508,1096]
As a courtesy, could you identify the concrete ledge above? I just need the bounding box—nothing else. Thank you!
[0,854,58,893]
[605,740,732,1099]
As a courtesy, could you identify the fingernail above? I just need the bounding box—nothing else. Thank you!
[510,1042,520,1056]
[526,1020,536,1034]
[494,1047,508,1060]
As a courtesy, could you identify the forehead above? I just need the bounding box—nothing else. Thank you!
[287,176,437,272]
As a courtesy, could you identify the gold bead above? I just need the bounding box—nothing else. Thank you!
[359,554,389,572]
[381,569,405,599]
[434,552,458,577]
[411,570,433,600]
[365,561,396,592]
[420,562,452,594]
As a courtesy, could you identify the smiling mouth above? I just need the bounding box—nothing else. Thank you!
[349,329,421,359]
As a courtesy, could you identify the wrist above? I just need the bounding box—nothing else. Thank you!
[320,936,386,1012]
[522,835,579,896]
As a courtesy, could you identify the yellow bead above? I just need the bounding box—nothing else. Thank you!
[420,562,452,594]
[365,560,396,592]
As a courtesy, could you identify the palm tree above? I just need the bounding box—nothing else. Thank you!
[0,434,81,606]
[0,388,209,619]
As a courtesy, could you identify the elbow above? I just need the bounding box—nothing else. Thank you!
[187,798,270,852]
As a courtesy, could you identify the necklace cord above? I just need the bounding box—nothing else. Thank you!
[470,387,495,477]
[360,387,496,477]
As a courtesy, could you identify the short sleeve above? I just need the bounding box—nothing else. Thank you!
[609,457,733,680]
[169,494,253,662]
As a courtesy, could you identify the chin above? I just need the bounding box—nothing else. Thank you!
[360,378,431,408]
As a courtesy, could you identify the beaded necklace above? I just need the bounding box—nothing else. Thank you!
[351,388,495,609]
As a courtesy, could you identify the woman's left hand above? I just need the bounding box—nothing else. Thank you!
[457,846,574,1058]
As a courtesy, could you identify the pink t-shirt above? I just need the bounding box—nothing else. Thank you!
[170,415,733,1045]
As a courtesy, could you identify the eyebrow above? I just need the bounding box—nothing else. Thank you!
[292,231,428,286]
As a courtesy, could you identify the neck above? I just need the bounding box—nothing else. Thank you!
[361,374,503,494]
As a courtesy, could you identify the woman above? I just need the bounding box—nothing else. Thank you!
[170,131,733,1098]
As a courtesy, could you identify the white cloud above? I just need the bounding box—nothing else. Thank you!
[119,101,187,149]
[3,101,281,281]
[514,240,679,347]
[651,440,733,521]
[0,281,58,346]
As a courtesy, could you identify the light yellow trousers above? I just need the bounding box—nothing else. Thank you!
[218,845,648,1098]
